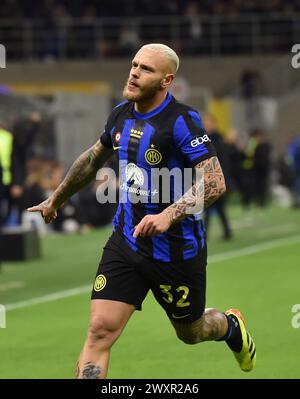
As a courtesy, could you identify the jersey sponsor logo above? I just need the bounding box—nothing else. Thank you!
[190,134,211,148]
[130,128,143,139]
[125,163,144,186]
[94,274,107,292]
[119,162,159,199]
[113,144,122,150]
[145,144,162,165]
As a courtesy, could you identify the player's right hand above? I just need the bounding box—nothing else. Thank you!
[27,199,58,224]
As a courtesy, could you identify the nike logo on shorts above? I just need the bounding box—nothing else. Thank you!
[171,313,190,320]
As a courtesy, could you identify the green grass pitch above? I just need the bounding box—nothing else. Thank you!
[0,204,300,379]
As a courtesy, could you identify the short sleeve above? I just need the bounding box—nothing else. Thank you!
[100,121,113,148]
[100,126,112,148]
[173,111,216,166]
[99,101,129,149]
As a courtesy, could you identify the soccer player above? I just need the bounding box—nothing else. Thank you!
[28,43,256,379]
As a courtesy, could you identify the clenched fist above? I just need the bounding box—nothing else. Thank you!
[133,213,171,238]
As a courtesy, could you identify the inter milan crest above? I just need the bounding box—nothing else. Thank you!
[94,274,107,292]
[145,144,162,165]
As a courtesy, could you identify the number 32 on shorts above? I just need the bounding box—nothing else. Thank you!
[159,285,190,307]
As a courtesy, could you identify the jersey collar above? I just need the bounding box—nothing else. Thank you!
[133,92,173,120]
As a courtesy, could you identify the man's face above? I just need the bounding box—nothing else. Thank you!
[123,48,172,103]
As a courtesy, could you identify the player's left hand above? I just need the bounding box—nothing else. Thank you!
[133,213,171,238]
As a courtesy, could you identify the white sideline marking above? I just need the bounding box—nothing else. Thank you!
[209,234,300,264]
[5,234,300,312]
[6,285,91,311]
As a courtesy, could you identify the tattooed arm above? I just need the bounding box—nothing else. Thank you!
[27,140,113,223]
[48,140,112,208]
[162,156,226,226]
[133,156,226,238]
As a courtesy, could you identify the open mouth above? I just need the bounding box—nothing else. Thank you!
[128,80,139,88]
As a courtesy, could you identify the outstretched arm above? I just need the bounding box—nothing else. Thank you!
[133,156,226,238]
[27,140,113,223]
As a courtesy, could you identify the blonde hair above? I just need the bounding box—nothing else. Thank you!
[141,43,180,74]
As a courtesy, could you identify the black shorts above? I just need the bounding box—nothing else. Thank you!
[91,232,207,324]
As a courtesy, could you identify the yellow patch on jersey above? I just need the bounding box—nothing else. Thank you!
[145,145,162,165]
[94,274,107,292]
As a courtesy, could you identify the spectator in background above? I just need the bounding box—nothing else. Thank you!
[119,22,140,57]
[226,128,245,197]
[44,160,74,232]
[78,180,118,228]
[252,129,271,207]
[239,69,264,129]
[78,5,97,58]
[183,2,203,55]
[241,129,271,208]
[22,159,48,211]
[21,158,49,234]
[10,111,42,224]
[0,123,23,227]
[22,158,86,234]
[0,151,3,214]
[45,160,92,233]
[203,114,232,240]
[240,130,257,208]
[23,156,116,234]
[0,125,14,226]
[240,69,262,99]
[287,135,300,208]
[77,156,119,228]
[0,143,3,261]
[0,0,298,60]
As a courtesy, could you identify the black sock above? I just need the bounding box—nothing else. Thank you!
[219,314,243,352]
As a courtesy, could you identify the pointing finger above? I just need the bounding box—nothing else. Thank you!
[27,205,42,213]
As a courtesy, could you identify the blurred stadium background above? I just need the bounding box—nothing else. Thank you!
[0,0,300,379]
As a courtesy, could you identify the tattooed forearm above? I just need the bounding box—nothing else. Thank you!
[162,156,226,226]
[50,141,112,209]
[162,185,200,226]
[197,156,226,208]
[81,362,101,379]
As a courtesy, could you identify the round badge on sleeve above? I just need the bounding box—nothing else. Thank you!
[94,274,107,292]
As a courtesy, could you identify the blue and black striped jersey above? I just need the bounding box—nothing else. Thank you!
[100,92,216,262]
